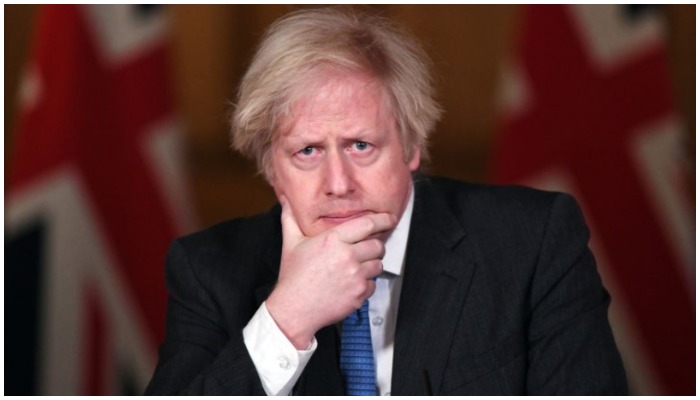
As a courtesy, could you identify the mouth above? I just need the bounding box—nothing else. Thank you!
[319,210,371,224]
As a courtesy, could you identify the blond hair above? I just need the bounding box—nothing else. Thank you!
[231,7,442,180]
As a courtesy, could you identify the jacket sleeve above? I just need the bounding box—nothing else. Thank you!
[526,193,627,395]
[144,240,266,395]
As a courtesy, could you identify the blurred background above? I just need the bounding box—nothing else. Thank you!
[5,4,695,395]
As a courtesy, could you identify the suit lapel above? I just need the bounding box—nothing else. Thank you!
[391,177,477,395]
[252,178,477,395]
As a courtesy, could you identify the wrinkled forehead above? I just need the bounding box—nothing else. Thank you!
[274,68,394,140]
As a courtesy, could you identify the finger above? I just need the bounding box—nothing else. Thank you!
[361,259,383,279]
[334,213,397,243]
[352,238,385,262]
[280,195,305,249]
[363,279,377,300]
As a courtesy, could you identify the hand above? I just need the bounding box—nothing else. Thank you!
[265,196,396,349]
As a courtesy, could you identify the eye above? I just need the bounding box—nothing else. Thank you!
[298,146,315,156]
[353,141,370,151]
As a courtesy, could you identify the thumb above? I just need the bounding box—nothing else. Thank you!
[280,195,305,249]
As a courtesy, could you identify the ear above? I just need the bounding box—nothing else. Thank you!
[408,146,421,171]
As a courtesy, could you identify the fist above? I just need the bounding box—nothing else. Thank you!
[265,196,397,349]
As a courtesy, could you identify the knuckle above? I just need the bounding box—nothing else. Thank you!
[372,239,384,254]
[351,282,366,298]
[346,262,359,276]
[358,239,382,258]
[325,230,340,243]
[341,247,355,263]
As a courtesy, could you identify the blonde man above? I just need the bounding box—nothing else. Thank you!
[147,7,626,395]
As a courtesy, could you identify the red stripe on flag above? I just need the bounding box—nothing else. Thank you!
[9,5,177,346]
[9,5,191,394]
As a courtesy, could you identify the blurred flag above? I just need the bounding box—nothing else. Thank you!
[492,4,694,395]
[6,5,196,395]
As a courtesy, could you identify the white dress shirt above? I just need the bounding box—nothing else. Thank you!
[243,186,415,396]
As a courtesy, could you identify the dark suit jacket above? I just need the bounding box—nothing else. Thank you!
[145,176,627,395]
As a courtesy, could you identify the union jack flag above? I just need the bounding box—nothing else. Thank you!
[6,5,196,395]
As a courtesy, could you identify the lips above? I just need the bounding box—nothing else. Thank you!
[319,210,371,222]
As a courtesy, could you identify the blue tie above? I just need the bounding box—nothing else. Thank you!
[339,300,377,395]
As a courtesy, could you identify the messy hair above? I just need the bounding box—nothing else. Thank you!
[231,7,442,180]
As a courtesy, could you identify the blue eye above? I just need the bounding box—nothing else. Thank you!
[354,141,369,151]
[299,146,314,156]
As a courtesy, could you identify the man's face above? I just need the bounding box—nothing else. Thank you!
[270,72,420,238]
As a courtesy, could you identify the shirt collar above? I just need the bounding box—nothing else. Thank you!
[381,184,415,277]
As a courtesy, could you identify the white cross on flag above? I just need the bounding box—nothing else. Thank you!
[6,5,196,395]
[493,5,693,395]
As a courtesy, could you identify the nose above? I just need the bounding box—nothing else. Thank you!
[323,151,355,197]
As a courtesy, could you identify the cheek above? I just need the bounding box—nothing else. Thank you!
[270,155,297,198]
[272,174,313,216]
[377,162,413,207]
[270,173,287,199]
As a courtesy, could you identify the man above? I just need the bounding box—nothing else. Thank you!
[146,7,627,395]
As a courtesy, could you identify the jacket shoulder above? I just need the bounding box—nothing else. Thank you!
[420,176,587,259]
[167,206,282,284]
[176,206,280,254]
[423,176,567,222]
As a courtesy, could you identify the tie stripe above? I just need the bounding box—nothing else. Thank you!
[339,300,377,395]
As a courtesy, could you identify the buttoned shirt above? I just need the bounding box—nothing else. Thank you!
[243,186,415,395]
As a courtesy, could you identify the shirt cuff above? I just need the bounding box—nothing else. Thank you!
[243,302,318,395]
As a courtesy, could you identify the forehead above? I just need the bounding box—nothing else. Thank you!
[276,71,393,137]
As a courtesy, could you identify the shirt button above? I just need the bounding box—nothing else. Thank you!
[278,357,290,369]
[372,316,384,326]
